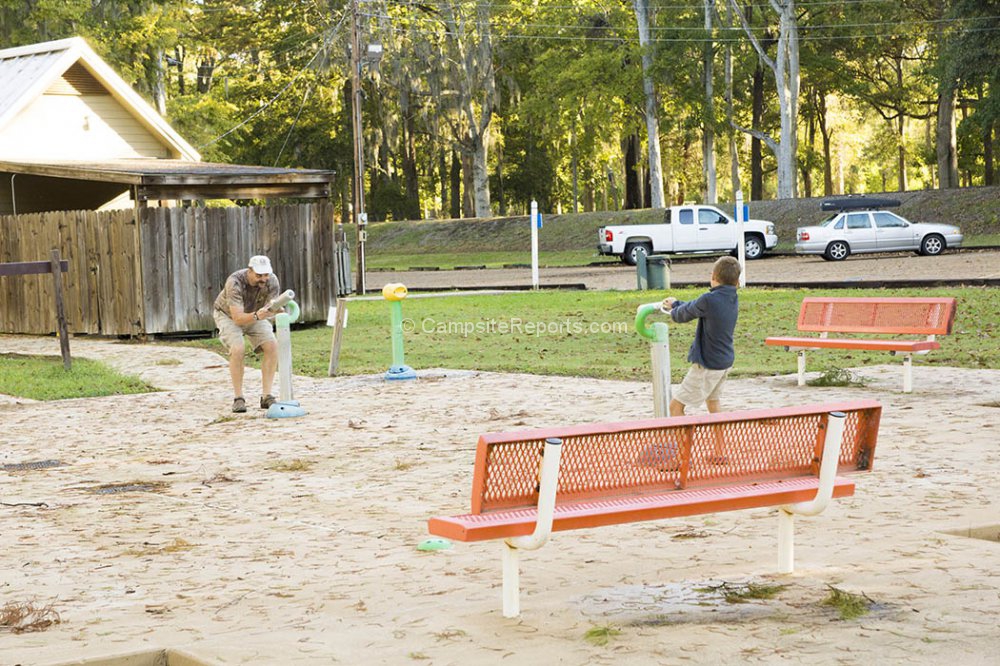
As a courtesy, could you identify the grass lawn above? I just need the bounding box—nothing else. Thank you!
[185,286,996,383]
[0,353,156,400]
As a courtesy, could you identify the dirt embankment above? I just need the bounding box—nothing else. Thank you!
[356,185,1000,255]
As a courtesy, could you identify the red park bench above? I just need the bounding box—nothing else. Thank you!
[765,296,957,393]
[427,400,882,617]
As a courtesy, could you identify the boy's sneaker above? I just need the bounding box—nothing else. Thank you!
[232,397,247,413]
[260,394,276,409]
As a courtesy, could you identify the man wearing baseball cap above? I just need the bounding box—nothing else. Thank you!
[213,255,282,413]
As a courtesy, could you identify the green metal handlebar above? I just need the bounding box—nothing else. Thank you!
[275,300,300,329]
[635,302,669,342]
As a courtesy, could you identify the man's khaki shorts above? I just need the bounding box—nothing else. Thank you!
[214,310,276,352]
[673,364,730,407]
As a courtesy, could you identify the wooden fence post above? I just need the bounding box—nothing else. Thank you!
[327,298,348,376]
[49,249,72,370]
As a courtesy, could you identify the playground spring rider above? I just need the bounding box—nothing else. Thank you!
[383,283,416,380]
[266,290,307,418]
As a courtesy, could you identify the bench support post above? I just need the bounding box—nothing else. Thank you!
[797,351,806,386]
[902,354,912,393]
[778,411,846,574]
[501,437,563,618]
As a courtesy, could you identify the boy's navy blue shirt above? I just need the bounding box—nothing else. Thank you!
[669,284,739,370]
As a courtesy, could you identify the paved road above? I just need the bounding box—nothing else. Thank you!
[365,249,1000,291]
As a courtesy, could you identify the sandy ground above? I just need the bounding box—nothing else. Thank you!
[368,248,1000,291]
[1,336,999,665]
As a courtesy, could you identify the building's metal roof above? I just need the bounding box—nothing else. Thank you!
[0,158,335,202]
[0,37,200,160]
[0,45,67,123]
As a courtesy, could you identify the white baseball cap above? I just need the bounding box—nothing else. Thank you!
[248,255,273,275]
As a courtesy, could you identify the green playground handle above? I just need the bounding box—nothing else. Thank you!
[635,302,669,343]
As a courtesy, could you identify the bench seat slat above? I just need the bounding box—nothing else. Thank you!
[429,476,856,542]
[765,336,940,352]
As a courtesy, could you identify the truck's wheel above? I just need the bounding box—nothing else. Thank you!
[743,234,765,260]
[623,242,652,266]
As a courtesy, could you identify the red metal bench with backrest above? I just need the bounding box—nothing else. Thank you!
[428,400,882,617]
[765,296,957,393]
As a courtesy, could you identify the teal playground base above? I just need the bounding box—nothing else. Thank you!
[385,365,417,381]
[266,400,307,419]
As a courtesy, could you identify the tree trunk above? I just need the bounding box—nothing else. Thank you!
[450,151,461,219]
[817,91,833,195]
[571,118,579,213]
[439,150,448,217]
[729,0,799,199]
[801,104,813,198]
[985,119,995,186]
[150,47,167,115]
[401,90,420,217]
[197,54,215,94]
[175,46,185,95]
[461,150,475,217]
[703,0,717,203]
[632,0,666,208]
[495,147,506,216]
[471,137,491,217]
[936,85,958,189]
[624,134,642,209]
[751,64,764,200]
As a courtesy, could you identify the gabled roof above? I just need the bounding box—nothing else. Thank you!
[0,37,200,161]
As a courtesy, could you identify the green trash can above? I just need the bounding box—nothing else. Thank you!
[646,255,671,290]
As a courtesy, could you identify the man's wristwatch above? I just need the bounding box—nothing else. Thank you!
[253,312,259,320]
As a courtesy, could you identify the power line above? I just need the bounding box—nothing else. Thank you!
[362,9,1000,33]
[369,21,1000,44]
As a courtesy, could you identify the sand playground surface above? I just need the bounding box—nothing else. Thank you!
[1,335,998,665]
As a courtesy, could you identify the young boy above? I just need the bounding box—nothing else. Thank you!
[662,255,741,417]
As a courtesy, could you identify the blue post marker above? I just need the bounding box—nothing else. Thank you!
[383,283,417,380]
[267,297,307,419]
[530,200,540,290]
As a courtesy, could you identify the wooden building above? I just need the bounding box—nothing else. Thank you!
[0,38,346,336]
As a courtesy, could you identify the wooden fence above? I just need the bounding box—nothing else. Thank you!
[0,202,347,336]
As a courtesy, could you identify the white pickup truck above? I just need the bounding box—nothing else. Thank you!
[598,205,778,265]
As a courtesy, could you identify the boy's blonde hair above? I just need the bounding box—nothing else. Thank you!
[713,256,742,286]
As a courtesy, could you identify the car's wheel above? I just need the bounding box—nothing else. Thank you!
[743,234,765,260]
[623,242,652,266]
[824,240,850,261]
[919,234,945,256]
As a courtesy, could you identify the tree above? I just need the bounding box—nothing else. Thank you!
[728,0,799,198]
[631,0,665,208]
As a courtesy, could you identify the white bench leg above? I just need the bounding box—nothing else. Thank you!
[903,354,912,393]
[502,543,520,618]
[797,351,806,386]
[778,509,795,573]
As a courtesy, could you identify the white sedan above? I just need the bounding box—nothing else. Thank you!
[795,208,963,261]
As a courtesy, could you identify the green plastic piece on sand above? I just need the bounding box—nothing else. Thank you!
[417,538,452,552]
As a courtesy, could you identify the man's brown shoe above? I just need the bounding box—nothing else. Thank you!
[260,394,276,409]
[232,397,247,413]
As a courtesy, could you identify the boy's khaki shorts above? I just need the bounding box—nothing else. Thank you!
[673,364,729,407]
[214,310,276,352]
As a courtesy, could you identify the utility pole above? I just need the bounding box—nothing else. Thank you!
[350,0,367,294]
